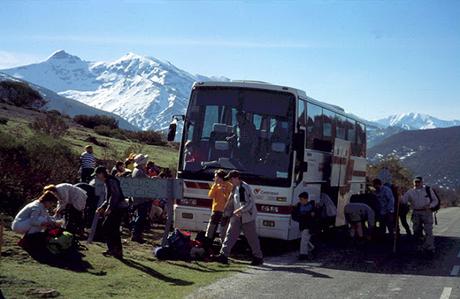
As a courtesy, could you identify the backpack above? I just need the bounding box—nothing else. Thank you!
[46,229,74,255]
[425,186,441,212]
[425,186,441,225]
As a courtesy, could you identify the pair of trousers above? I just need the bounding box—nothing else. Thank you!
[300,229,312,255]
[102,208,124,255]
[205,211,223,242]
[412,210,434,250]
[220,216,263,259]
[80,167,94,183]
[132,201,151,239]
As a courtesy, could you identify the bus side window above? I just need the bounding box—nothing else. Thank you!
[297,100,306,127]
[346,118,356,154]
[356,122,366,157]
[306,102,322,150]
[336,114,346,140]
[322,109,335,151]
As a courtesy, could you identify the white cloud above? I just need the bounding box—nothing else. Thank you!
[0,51,42,69]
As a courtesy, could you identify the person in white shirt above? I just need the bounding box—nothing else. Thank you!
[12,191,60,235]
[401,176,439,253]
[44,183,87,235]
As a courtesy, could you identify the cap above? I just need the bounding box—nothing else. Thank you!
[225,170,240,180]
[414,176,423,182]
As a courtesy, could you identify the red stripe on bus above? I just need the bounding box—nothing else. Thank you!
[176,199,292,215]
[352,171,367,177]
[184,181,211,190]
[332,156,347,165]
[177,198,212,208]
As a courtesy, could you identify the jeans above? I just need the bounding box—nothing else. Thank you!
[132,201,151,239]
[102,208,125,255]
[81,167,94,183]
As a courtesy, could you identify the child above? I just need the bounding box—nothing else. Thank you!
[291,192,317,260]
[206,169,233,246]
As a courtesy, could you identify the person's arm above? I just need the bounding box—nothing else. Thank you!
[238,186,254,214]
[429,188,440,209]
[208,184,217,198]
[367,207,375,228]
[401,190,410,205]
[291,204,300,222]
[386,187,395,213]
[29,206,52,227]
[55,187,69,214]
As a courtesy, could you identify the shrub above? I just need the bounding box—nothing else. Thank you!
[124,130,166,146]
[94,125,126,140]
[0,80,46,109]
[0,131,79,216]
[84,135,107,147]
[30,113,69,138]
[74,114,119,129]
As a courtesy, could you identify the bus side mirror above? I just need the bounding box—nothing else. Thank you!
[167,122,177,142]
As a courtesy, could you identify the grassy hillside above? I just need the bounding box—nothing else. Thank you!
[0,104,247,298]
[0,103,179,169]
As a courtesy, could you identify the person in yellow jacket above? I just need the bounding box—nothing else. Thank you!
[205,169,233,245]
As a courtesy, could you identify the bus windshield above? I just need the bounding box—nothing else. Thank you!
[179,86,296,187]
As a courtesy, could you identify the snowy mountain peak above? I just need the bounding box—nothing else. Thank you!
[375,113,460,130]
[0,50,226,131]
[47,50,82,62]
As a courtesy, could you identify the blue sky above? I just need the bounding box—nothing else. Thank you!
[1,0,459,120]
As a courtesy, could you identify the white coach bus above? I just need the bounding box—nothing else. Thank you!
[169,81,367,240]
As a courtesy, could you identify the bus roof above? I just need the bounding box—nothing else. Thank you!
[194,81,367,125]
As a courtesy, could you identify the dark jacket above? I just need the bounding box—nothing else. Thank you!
[100,175,128,210]
[291,201,319,231]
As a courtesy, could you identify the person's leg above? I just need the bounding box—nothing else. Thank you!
[386,213,395,239]
[400,209,412,235]
[112,209,123,257]
[242,221,263,259]
[219,216,230,244]
[205,211,223,241]
[299,229,310,256]
[132,202,150,241]
[220,216,242,257]
[422,211,435,251]
[412,212,423,250]
[356,223,364,238]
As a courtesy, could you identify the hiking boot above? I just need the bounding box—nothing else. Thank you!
[216,254,229,264]
[251,257,264,266]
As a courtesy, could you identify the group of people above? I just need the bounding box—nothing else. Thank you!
[10,144,441,263]
[11,146,172,260]
[342,176,439,255]
[202,169,264,265]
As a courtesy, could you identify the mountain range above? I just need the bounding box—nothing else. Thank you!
[1,50,459,141]
[368,126,460,189]
[0,72,137,130]
[1,50,228,132]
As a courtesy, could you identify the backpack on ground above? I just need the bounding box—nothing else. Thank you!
[425,186,441,225]
[46,228,75,255]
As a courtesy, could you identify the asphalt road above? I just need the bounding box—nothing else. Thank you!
[190,207,460,299]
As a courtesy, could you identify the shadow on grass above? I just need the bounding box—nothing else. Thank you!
[121,258,194,286]
[26,249,106,276]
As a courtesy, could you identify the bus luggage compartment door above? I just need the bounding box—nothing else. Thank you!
[174,205,210,232]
